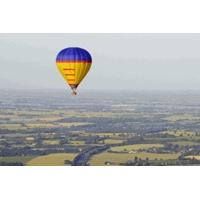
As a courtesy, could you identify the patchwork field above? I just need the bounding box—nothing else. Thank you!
[70,140,85,145]
[0,124,27,131]
[1,90,200,166]
[43,139,60,145]
[0,156,35,165]
[171,141,199,146]
[110,143,164,152]
[103,139,124,144]
[185,155,200,160]
[27,153,77,166]
[165,130,196,137]
[89,152,180,166]
[164,115,200,122]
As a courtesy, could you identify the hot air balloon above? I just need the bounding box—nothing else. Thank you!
[56,47,92,95]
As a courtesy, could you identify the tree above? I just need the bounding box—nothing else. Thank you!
[134,156,138,162]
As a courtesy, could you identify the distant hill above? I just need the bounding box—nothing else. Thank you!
[0,79,42,90]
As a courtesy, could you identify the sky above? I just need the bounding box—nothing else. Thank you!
[1,33,200,90]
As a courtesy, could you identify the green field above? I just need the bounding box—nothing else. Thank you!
[0,123,27,131]
[165,130,196,137]
[70,140,85,145]
[43,139,60,145]
[164,115,200,122]
[25,137,35,141]
[103,139,124,144]
[26,122,91,129]
[1,104,200,166]
[185,155,200,160]
[0,156,35,164]
[89,152,180,166]
[110,143,164,152]
[27,153,77,166]
[170,141,199,146]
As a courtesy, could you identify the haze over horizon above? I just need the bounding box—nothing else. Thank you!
[1,33,200,91]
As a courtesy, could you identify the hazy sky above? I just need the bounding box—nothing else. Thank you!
[1,33,200,90]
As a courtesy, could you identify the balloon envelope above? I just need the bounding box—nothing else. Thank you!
[56,47,92,94]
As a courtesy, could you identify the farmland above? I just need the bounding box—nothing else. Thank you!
[0,156,35,165]
[89,152,180,166]
[110,144,164,152]
[27,153,77,166]
[1,90,200,166]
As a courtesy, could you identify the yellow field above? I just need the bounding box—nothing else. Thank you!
[58,122,93,127]
[1,109,129,118]
[25,137,35,141]
[0,124,26,131]
[26,122,92,129]
[0,109,134,120]
[164,115,200,122]
[185,155,200,160]
[26,123,58,128]
[27,153,77,166]
[171,141,199,146]
[89,152,180,166]
[0,156,35,164]
[165,130,196,137]
[59,111,133,118]
[111,143,164,152]
[103,139,124,144]
[38,117,64,122]
[43,139,59,145]
[84,132,136,136]
[70,140,85,145]
[85,132,116,137]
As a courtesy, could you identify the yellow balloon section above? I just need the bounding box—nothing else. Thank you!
[56,62,91,87]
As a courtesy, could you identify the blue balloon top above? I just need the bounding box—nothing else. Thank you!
[56,47,92,63]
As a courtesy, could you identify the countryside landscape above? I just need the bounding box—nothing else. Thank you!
[1,89,200,166]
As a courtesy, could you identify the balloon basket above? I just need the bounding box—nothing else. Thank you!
[72,91,77,96]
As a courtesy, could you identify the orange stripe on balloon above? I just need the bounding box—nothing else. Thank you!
[67,79,75,81]
[56,61,91,64]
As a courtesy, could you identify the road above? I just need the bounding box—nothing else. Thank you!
[72,145,109,166]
